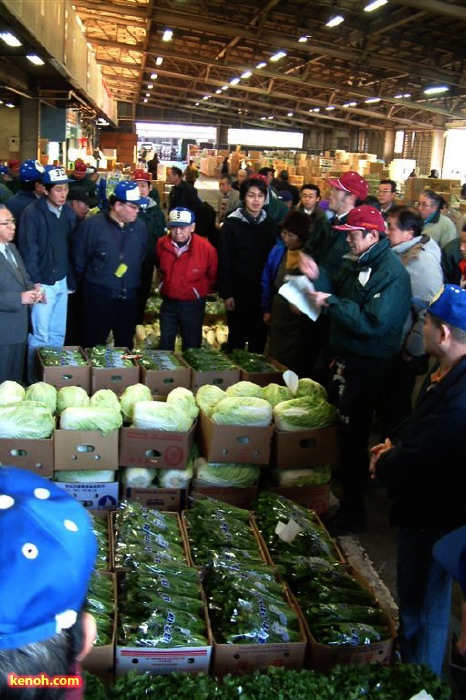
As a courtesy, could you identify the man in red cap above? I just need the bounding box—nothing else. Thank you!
[6,160,20,194]
[320,171,370,276]
[300,204,411,535]
[68,159,98,199]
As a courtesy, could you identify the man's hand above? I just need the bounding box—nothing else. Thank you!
[225,296,235,311]
[369,438,394,478]
[299,252,320,280]
[308,291,331,309]
[21,290,39,305]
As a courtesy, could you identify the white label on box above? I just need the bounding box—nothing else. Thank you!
[275,518,302,544]
[54,481,118,510]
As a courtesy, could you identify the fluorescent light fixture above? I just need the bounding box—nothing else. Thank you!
[256,61,267,69]
[5,103,14,108]
[298,36,309,43]
[162,29,173,42]
[403,93,411,98]
[26,54,44,66]
[270,50,287,62]
[143,98,148,103]
[145,93,150,97]
[147,83,153,89]
[260,116,267,120]
[287,111,294,117]
[203,95,210,100]
[150,73,158,80]
[195,102,200,106]
[230,77,240,86]
[268,116,274,119]
[313,108,320,112]
[394,94,403,99]
[215,89,222,94]
[325,15,344,27]
[325,105,336,111]
[423,85,449,95]
[156,56,163,66]
[343,101,357,107]
[365,97,381,103]
[0,32,21,47]
[241,71,252,79]
[364,0,387,11]
[221,85,229,91]
[96,117,109,126]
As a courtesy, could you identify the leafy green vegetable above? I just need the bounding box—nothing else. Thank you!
[225,381,264,399]
[56,386,90,414]
[120,467,157,488]
[229,349,278,373]
[195,458,259,487]
[183,347,237,371]
[24,382,57,414]
[195,384,227,416]
[0,402,55,439]
[54,470,116,483]
[90,388,120,411]
[0,380,25,405]
[273,396,337,431]
[272,465,331,486]
[59,406,122,433]
[166,387,199,421]
[132,400,192,431]
[262,382,293,407]
[120,383,152,422]
[210,396,272,426]
[296,377,328,400]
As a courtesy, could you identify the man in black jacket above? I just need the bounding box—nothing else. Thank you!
[167,166,201,217]
[371,284,466,676]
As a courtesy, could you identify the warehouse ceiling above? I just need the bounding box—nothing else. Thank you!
[70,0,466,133]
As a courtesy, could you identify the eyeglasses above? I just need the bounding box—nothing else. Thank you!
[417,201,435,209]
[0,219,15,225]
[122,202,139,210]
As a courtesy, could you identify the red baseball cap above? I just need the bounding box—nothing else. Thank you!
[327,171,369,201]
[133,169,152,182]
[8,160,20,171]
[334,205,386,233]
[73,159,87,173]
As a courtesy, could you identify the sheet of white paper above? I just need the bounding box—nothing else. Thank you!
[278,275,322,321]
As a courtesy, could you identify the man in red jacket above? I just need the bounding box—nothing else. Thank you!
[156,207,218,350]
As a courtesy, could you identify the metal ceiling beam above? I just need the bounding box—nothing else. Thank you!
[391,0,466,20]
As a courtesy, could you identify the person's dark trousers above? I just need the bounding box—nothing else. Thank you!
[137,259,155,324]
[328,355,393,529]
[396,526,451,676]
[226,297,268,353]
[0,342,26,384]
[159,296,206,351]
[381,350,425,438]
[80,287,138,350]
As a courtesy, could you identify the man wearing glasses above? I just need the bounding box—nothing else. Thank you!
[72,181,148,349]
[0,205,43,383]
[378,179,398,220]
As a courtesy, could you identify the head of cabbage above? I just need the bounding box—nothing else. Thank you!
[120,383,153,422]
[273,396,336,431]
[195,385,227,416]
[25,382,57,414]
[166,387,199,421]
[0,381,25,406]
[56,386,90,415]
[226,381,264,400]
[210,396,272,427]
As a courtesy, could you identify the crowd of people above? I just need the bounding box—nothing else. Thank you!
[2,154,466,681]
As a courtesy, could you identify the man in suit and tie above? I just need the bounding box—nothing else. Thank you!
[0,205,43,383]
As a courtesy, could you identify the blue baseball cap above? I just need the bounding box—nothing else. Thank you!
[0,165,8,175]
[41,165,70,186]
[428,284,466,332]
[20,159,45,183]
[433,526,466,592]
[167,207,195,227]
[0,467,97,650]
[113,180,148,206]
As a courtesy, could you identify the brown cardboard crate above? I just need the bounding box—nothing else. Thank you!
[190,481,259,510]
[139,357,191,396]
[272,426,339,469]
[302,569,397,673]
[86,348,140,396]
[39,346,90,392]
[54,428,119,470]
[190,367,240,393]
[82,571,116,683]
[197,412,274,465]
[211,588,306,676]
[266,484,330,516]
[124,486,185,511]
[0,437,54,476]
[237,357,288,387]
[119,423,195,469]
